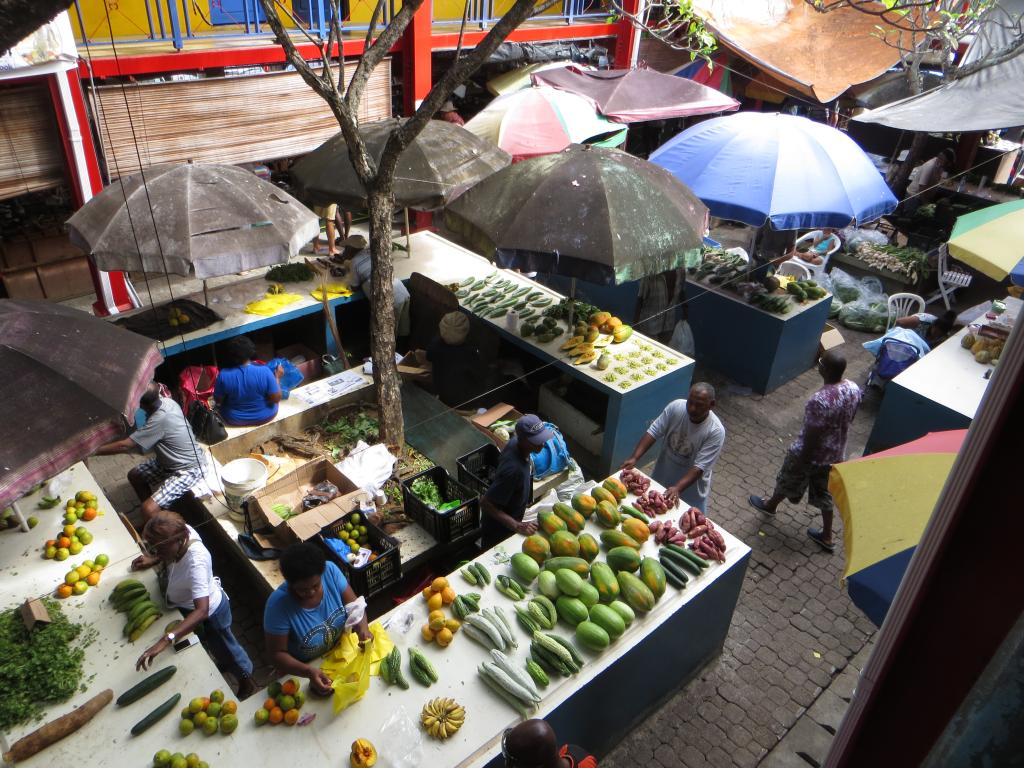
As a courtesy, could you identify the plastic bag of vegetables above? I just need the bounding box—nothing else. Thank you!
[829,269,861,303]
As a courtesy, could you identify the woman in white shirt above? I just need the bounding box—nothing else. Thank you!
[131,510,255,698]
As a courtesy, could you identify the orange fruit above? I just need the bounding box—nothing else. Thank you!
[45,539,57,548]
[82,508,97,521]
[440,586,456,605]
[86,572,100,586]
[200,697,210,711]
[426,592,443,611]
[56,584,72,599]
[221,700,237,715]
[421,586,433,600]
[435,627,453,647]
[430,576,449,593]
[283,709,299,726]
[76,565,92,579]
[58,537,71,549]
[281,679,298,697]
[268,707,284,725]
[62,525,76,538]
[421,624,435,642]
[262,698,276,712]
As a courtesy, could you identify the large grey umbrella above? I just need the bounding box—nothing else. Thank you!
[291,118,512,211]
[443,144,708,285]
[0,300,162,527]
[67,163,320,279]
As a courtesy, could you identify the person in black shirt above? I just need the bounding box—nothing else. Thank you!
[481,415,553,547]
[502,719,598,767]
[419,312,480,410]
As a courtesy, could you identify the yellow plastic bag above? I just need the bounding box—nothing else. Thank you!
[244,293,303,315]
[320,622,394,713]
[310,283,353,301]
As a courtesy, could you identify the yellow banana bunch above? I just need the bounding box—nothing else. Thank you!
[420,697,465,740]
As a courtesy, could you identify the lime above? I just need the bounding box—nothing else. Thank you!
[350,513,361,525]
[72,580,88,596]
[95,553,110,566]
[219,713,238,734]
[188,697,205,714]
[185,754,201,768]
[205,702,221,718]
[209,689,224,704]
[170,758,188,768]
[68,541,83,555]
[179,718,195,736]
[193,712,207,729]
[254,707,269,726]
[153,749,172,768]
[267,681,282,698]
[277,694,295,711]
[27,517,38,529]
[201,716,218,736]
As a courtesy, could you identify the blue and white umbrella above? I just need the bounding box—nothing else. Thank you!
[650,112,897,230]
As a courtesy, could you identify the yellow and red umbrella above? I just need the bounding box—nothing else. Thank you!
[829,429,966,626]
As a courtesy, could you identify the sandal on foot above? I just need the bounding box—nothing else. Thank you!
[807,528,835,553]
[748,495,775,515]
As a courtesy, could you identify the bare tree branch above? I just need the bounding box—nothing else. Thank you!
[346,0,428,113]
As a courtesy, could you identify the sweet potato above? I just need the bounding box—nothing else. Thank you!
[3,689,113,763]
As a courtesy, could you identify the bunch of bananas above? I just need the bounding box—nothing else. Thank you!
[420,697,465,740]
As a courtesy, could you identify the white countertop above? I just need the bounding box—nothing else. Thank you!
[891,326,995,419]
[2,466,749,768]
[689,275,833,319]
[403,232,694,395]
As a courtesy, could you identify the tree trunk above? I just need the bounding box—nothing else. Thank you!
[366,185,404,448]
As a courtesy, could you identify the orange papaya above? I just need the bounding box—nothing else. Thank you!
[571,493,597,518]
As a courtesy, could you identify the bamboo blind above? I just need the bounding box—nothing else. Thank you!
[0,85,65,202]
[94,63,393,178]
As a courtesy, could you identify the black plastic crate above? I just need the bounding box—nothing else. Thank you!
[401,465,481,544]
[318,511,401,597]
[456,444,536,504]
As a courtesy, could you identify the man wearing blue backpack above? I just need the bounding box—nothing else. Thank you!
[481,415,557,547]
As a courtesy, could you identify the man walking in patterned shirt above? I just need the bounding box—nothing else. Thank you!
[748,350,862,552]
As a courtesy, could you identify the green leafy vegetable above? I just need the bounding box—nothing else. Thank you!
[410,477,443,508]
[0,599,95,729]
[265,263,315,282]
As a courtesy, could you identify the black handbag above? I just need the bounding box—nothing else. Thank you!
[187,400,228,445]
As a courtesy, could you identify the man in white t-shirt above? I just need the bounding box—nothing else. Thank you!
[620,382,726,512]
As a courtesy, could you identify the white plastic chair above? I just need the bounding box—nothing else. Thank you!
[887,292,926,330]
[924,245,973,310]
[792,230,840,278]
[776,260,810,280]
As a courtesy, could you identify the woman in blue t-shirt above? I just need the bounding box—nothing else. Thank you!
[213,336,284,426]
[263,543,372,696]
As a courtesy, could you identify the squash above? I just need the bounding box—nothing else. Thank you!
[577,533,600,563]
[552,502,586,534]
[639,557,667,599]
[595,501,621,529]
[351,738,378,767]
[590,486,617,506]
[599,530,640,550]
[521,534,551,564]
[571,493,597,518]
[602,477,628,501]
[575,621,610,651]
[588,604,626,640]
[617,571,655,613]
[606,546,642,573]
[538,509,568,536]
[589,562,620,603]
[621,517,651,546]
[549,530,580,558]
[542,557,591,576]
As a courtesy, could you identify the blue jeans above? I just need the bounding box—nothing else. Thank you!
[200,597,253,678]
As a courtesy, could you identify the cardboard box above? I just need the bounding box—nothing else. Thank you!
[277,343,322,383]
[470,403,523,450]
[397,352,431,383]
[248,458,370,544]
[818,323,845,357]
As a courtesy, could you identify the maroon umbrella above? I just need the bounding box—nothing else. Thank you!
[532,66,739,124]
[0,300,163,517]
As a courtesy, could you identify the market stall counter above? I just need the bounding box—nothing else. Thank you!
[405,232,695,475]
[865,326,999,453]
[0,463,279,768]
[684,276,832,394]
[3,466,748,767]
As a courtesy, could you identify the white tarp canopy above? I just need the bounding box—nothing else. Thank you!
[854,0,1024,131]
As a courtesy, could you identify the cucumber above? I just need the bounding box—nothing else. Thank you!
[660,546,701,576]
[619,505,649,525]
[130,692,181,736]
[459,277,475,288]
[665,543,709,569]
[117,666,177,706]
[658,555,691,585]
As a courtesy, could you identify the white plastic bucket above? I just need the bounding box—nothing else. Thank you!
[220,458,269,522]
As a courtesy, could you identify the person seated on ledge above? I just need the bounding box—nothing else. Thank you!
[502,718,598,767]
[263,543,372,697]
[213,335,283,427]
[895,309,957,346]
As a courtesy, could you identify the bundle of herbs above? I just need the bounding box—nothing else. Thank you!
[0,599,96,729]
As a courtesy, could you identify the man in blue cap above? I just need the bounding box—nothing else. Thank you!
[481,414,552,547]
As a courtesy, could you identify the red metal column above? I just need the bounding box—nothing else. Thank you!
[402,0,433,115]
[613,0,642,68]
[50,69,136,316]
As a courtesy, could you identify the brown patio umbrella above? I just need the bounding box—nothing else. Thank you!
[532,66,739,123]
[291,118,512,211]
[0,300,163,523]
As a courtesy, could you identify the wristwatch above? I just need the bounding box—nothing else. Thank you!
[165,632,176,644]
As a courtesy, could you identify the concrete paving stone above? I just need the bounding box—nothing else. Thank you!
[707,745,736,767]
[806,688,850,733]
[770,716,835,766]
[829,668,861,701]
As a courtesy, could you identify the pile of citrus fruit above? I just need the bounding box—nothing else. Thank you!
[420,576,460,648]
[42,523,94,561]
[153,749,210,768]
[64,490,101,524]
[54,554,109,598]
[253,678,305,726]
[178,689,239,737]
